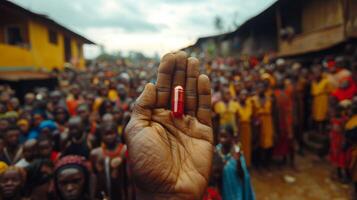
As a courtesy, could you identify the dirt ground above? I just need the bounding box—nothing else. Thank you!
[251,153,353,200]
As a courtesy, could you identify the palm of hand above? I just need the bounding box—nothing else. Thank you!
[125,52,213,199]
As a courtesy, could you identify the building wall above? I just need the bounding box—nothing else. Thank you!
[346,0,357,37]
[302,0,343,33]
[0,18,85,70]
[0,44,34,69]
[70,39,85,69]
[0,26,4,43]
[279,24,345,56]
[28,20,65,70]
[278,0,346,56]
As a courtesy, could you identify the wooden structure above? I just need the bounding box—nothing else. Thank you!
[184,0,357,58]
[277,0,357,57]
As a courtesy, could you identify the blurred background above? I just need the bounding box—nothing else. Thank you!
[0,0,357,200]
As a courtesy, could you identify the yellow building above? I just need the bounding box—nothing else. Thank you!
[0,1,95,71]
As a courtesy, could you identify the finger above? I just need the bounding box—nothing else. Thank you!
[125,83,156,141]
[197,74,212,127]
[171,51,187,106]
[132,83,156,121]
[156,53,175,108]
[184,57,199,116]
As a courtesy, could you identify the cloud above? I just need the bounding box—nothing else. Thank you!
[10,0,277,57]
[10,0,163,33]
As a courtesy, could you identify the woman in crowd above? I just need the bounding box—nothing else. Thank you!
[53,155,92,200]
[0,166,26,200]
[235,90,253,167]
[216,127,255,200]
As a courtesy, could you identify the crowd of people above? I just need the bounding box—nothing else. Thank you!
[204,46,357,199]
[0,59,157,200]
[0,46,356,200]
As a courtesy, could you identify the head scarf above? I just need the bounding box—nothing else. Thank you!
[2,111,19,120]
[261,73,276,87]
[17,119,29,128]
[54,155,90,200]
[32,109,47,119]
[0,166,26,183]
[332,76,357,102]
[54,155,90,172]
[39,120,58,132]
[0,162,8,174]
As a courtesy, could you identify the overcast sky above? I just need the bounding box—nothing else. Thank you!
[11,0,276,58]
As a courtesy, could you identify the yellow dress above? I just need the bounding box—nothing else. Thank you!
[93,97,103,112]
[236,100,253,166]
[255,97,274,149]
[214,100,239,133]
[229,82,236,99]
[311,77,332,122]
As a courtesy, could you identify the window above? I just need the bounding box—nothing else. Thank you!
[64,37,71,62]
[48,29,58,45]
[5,26,24,45]
[77,43,83,58]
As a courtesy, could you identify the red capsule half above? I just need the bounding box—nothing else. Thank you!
[172,86,184,118]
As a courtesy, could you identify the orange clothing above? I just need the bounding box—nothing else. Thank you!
[236,101,253,166]
[66,97,83,116]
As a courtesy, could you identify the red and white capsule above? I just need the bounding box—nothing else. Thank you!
[171,85,184,118]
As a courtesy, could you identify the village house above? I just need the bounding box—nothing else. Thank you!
[0,1,95,72]
[184,0,357,59]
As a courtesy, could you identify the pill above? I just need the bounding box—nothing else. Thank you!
[172,86,184,118]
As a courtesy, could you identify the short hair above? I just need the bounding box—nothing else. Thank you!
[5,125,20,133]
[37,134,52,143]
[68,116,82,125]
[100,122,117,134]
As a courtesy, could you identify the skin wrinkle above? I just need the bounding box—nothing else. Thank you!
[162,123,188,154]
[175,131,210,186]
[172,142,206,199]
[133,128,184,194]
[151,113,210,194]
[154,123,171,148]
[185,58,199,116]
[131,132,172,190]
[156,87,171,93]
[172,70,186,83]
[163,128,175,184]
[134,116,180,193]
[191,141,212,181]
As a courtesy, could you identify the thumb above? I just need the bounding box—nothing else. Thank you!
[132,83,156,120]
[125,83,156,140]
[136,83,156,109]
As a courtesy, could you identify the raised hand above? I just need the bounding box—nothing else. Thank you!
[125,51,213,199]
